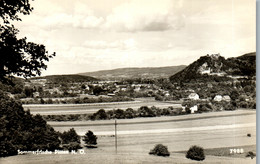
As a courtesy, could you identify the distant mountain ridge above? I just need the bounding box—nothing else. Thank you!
[79,65,186,80]
[170,52,256,83]
[31,74,98,83]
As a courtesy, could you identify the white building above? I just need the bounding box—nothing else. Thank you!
[214,95,223,102]
[190,105,198,113]
[188,93,199,100]
[223,95,231,102]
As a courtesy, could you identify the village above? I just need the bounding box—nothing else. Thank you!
[9,73,253,117]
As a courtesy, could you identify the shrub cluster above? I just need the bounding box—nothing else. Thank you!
[43,98,243,122]
[237,100,256,109]
[149,144,170,157]
[83,130,97,148]
[186,145,205,161]
[22,96,133,104]
[44,114,86,121]
[0,91,61,157]
[59,128,82,152]
[42,106,184,121]
[246,151,256,159]
[0,91,97,157]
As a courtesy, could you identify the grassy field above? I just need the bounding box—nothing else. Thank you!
[203,145,256,158]
[0,110,256,164]
[23,98,182,115]
[0,152,256,164]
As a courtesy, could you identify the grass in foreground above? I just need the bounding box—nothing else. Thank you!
[175,145,256,158]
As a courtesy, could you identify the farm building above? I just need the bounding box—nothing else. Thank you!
[214,95,223,102]
[223,95,231,102]
[190,105,198,113]
[188,93,199,100]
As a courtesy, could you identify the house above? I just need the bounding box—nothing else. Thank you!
[190,105,198,113]
[181,106,186,112]
[214,95,223,102]
[134,87,141,92]
[188,93,199,100]
[47,88,63,94]
[85,85,90,90]
[207,83,213,88]
[223,95,231,102]
[33,92,40,98]
[113,88,120,93]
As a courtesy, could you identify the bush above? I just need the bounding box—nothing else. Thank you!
[149,144,170,157]
[138,106,156,117]
[238,101,248,108]
[60,128,80,144]
[62,142,82,152]
[246,151,256,159]
[198,102,212,112]
[83,130,97,148]
[91,109,108,120]
[125,108,135,118]
[224,103,236,111]
[186,145,205,161]
[114,109,125,119]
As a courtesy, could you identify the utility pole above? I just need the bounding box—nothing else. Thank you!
[115,119,117,154]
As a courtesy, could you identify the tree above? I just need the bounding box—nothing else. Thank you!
[0,0,55,83]
[83,130,97,148]
[24,86,34,97]
[186,145,205,161]
[0,0,32,23]
[138,106,156,117]
[114,109,125,119]
[93,86,104,95]
[149,144,170,157]
[0,91,61,157]
[0,1,59,157]
[59,128,82,152]
[125,108,135,118]
[81,84,86,90]
[91,109,108,120]
[230,90,239,101]
[60,128,80,144]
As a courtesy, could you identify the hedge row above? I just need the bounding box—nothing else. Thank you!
[22,96,133,104]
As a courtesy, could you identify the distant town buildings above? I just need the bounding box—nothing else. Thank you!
[188,93,199,100]
[223,95,231,102]
[190,105,198,114]
[213,95,222,102]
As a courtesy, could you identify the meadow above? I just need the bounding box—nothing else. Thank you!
[1,109,255,164]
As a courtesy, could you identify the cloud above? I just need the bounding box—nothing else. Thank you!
[14,0,255,76]
[39,13,104,29]
[104,0,185,32]
[21,0,104,30]
[19,0,185,32]
[83,38,136,50]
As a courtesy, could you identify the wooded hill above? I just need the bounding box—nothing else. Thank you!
[170,52,256,83]
[31,75,98,83]
[79,65,186,80]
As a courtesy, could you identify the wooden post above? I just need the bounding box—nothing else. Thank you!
[115,119,117,153]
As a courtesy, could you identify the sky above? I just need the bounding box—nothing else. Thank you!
[14,0,256,76]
